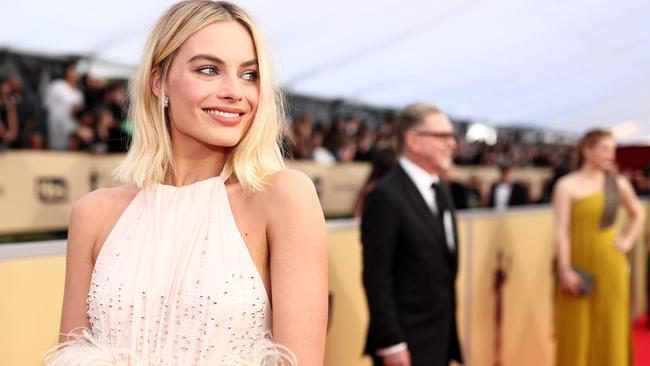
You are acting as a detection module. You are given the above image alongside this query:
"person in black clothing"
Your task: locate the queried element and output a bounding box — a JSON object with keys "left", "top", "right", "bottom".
{"left": 95, "top": 106, "right": 128, "bottom": 153}
{"left": 361, "top": 103, "right": 463, "bottom": 366}
{"left": 0, "top": 78, "right": 18, "bottom": 149}
{"left": 440, "top": 166, "right": 470, "bottom": 210}
{"left": 537, "top": 164, "right": 571, "bottom": 204}
{"left": 488, "top": 164, "right": 530, "bottom": 209}
{"left": 103, "top": 82, "right": 129, "bottom": 123}
{"left": 81, "top": 74, "right": 104, "bottom": 112}
{"left": 354, "top": 147, "right": 397, "bottom": 217}
{"left": 465, "top": 175, "right": 484, "bottom": 208}
{"left": 70, "top": 108, "right": 97, "bottom": 151}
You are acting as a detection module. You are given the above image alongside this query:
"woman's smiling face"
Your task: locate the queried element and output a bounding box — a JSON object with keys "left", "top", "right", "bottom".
{"left": 158, "top": 21, "right": 260, "bottom": 150}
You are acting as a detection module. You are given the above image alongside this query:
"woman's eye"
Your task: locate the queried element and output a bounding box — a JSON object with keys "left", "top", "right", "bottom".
{"left": 197, "top": 66, "right": 218, "bottom": 76}
{"left": 242, "top": 70, "right": 258, "bottom": 81}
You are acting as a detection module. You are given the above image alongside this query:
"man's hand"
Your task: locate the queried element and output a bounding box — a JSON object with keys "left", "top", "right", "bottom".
{"left": 382, "top": 348, "right": 411, "bottom": 366}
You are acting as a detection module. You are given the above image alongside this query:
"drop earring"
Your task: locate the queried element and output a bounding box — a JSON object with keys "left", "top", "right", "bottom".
{"left": 163, "top": 95, "right": 169, "bottom": 108}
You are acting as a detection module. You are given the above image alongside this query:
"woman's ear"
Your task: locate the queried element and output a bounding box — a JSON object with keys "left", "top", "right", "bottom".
{"left": 151, "top": 67, "right": 162, "bottom": 98}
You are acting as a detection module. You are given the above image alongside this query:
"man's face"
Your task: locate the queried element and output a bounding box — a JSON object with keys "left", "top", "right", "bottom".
{"left": 65, "top": 66, "right": 77, "bottom": 85}
{"left": 500, "top": 168, "right": 512, "bottom": 182}
{"left": 406, "top": 112, "right": 457, "bottom": 174}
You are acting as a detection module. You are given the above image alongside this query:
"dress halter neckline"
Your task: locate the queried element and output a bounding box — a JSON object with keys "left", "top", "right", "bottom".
{"left": 157, "top": 168, "right": 231, "bottom": 190}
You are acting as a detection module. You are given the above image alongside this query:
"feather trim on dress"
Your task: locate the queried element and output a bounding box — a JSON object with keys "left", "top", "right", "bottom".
{"left": 43, "top": 329, "right": 133, "bottom": 366}
{"left": 44, "top": 330, "right": 297, "bottom": 366}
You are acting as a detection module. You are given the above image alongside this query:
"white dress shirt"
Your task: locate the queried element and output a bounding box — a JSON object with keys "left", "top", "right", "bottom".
{"left": 494, "top": 182, "right": 513, "bottom": 210}
{"left": 45, "top": 79, "right": 84, "bottom": 150}
{"left": 399, "top": 156, "right": 440, "bottom": 214}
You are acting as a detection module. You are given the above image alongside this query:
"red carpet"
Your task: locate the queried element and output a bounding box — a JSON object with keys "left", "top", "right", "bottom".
{"left": 634, "top": 314, "right": 650, "bottom": 366}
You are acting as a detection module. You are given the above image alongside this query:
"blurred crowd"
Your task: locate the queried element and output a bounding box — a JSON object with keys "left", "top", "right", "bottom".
{"left": 2, "top": 64, "right": 649, "bottom": 208}
{"left": 0, "top": 63, "right": 129, "bottom": 153}
{"left": 283, "top": 112, "right": 575, "bottom": 168}
{"left": 285, "top": 108, "right": 650, "bottom": 210}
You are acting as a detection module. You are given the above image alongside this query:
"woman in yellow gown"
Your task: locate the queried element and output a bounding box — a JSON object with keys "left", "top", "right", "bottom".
{"left": 553, "top": 129, "right": 645, "bottom": 366}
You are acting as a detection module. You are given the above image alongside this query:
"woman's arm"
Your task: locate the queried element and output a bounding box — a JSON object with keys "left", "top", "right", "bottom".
{"left": 614, "top": 176, "right": 646, "bottom": 252}
{"left": 58, "top": 192, "right": 103, "bottom": 342}
{"left": 552, "top": 178, "right": 582, "bottom": 295}
{"left": 266, "top": 169, "right": 328, "bottom": 365}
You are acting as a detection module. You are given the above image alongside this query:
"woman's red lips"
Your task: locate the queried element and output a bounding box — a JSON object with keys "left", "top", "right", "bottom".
{"left": 202, "top": 106, "right": 245, "bottom": 115}
{"left": 202, "top": 107, "right": 245, "bottom": 126}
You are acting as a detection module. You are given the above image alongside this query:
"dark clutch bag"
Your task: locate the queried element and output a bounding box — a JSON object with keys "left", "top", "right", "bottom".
{"left": 573, "top": 267, "right": 595, "bottom": 296}
{"left": 555, "top": 266, "right": 596, "bottom": 296}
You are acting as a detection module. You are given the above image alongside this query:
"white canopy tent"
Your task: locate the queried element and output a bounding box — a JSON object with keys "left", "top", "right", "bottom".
{"left": 2, "top": 0, "right": 649, "bottom": 143}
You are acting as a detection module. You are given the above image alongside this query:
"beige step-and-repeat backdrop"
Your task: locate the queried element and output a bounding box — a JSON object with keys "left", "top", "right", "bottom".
{"left": 1, "top": 151, "right": 647, "bottom": 366}
{"left": 0, "top": 151, "right": 552, "bottom": 234}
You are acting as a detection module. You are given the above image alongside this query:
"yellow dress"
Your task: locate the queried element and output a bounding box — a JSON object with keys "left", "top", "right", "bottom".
{"left": 555, "top": 192, "right": 630, "bottom": 366}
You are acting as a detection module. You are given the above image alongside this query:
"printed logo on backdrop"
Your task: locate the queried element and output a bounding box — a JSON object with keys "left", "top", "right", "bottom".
{"left": 35, "top": 177, "right": 69, "bottom": 204}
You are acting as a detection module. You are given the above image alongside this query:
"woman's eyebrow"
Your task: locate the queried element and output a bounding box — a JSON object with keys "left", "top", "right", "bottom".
{"left": 188, "top": 54, "right": 257, "bottom": 67}
{"left": 188, "top": 54, "right": 224, "bottom": 64}
{"left": 241, "top": 59, "right": 258, "bottom": 67}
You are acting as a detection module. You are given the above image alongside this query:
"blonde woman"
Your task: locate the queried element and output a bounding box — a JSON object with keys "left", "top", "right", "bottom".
{"left": 47, "top": 1, "right": 327, "bottom": 365}
{"left": 553, "top": 129, "right": 645, "bottom": 366}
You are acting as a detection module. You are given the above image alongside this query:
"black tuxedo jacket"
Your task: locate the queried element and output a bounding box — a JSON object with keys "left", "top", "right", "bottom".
{"left": 488, "top": 181, "right": 530, "bottom": 208}
{"left": 361, "top": 165, "right": 462, "bottom": 366}
{"left": 449, "top": 181, "right": 469, "bottom": 210}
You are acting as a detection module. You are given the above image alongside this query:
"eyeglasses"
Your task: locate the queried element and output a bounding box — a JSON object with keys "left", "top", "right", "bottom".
{"left": 413, "top": 130, "right": 457, "bottom": 140}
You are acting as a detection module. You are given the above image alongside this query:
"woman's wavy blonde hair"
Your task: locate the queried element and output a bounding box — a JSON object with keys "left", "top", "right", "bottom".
{"left": 114, "top": 0, "right": 285, "bottom": 192}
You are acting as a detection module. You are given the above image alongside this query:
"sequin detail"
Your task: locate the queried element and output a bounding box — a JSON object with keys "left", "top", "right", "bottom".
{"left": 83, "top": 176, "right": 273, "bottom": 365}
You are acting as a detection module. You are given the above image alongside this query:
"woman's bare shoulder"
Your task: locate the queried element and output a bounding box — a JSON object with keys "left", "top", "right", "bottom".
{"left": 73, "top": 184, "right": 139, "bottom": 215}
{"left": 263, "top": 168, "right": 317, "bottom": 202}
{"left": 615, "top": 174, "right": 632, "bottom": 188}
{"left": 555, "top": 172, "right": 581, "bottom": 192}
{"left": 615, "top": 174, "right": 637, "bottom": 197}
{"left": 235, "top": 169, "right": 320, "bottom": 225}
{"left": 69, "top": 184, "right": 140, "bottom": 249}
{"left": 265, "top": 168, "right": 313, "bottom": 184}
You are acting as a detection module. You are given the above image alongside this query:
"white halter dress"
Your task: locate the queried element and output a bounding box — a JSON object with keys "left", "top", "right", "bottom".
{"left": 46, "top": 173, "right": 294, "bottom": 366}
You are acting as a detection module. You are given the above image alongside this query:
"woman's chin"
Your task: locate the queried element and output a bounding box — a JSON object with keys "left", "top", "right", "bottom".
{"left": 601, "top": 163, "right": 615, "bottom": 172}
{"left": 190, "top": 133, "right": 243, "bottom": 149}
